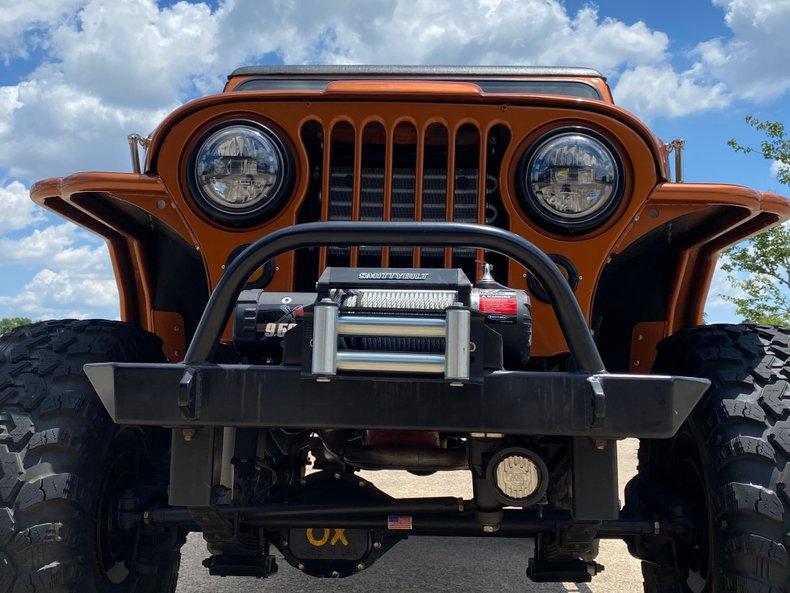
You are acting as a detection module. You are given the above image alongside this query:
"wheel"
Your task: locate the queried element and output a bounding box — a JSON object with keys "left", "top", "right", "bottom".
{"left": 0, "top": 320, "right": 184, "bottom": 593}
{"left": 625, "top": 324, "right": 790, "bottom": 593}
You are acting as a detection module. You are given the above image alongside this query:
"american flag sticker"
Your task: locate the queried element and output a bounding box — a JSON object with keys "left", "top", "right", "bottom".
{"left": 387, "top": 515, "right": 413, "bottom": 530}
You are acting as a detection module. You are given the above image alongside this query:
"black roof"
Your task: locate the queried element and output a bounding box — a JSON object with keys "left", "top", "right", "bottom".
{"left": 230, "top": 65, "right": 605, "bottom": 79}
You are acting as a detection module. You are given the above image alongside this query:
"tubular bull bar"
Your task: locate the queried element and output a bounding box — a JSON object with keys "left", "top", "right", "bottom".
{"left": 84, "top": 222, "right": 709, "bottom": 518}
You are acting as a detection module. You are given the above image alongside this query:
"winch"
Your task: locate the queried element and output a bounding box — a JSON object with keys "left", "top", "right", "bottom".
{"left": 233, "top": 264, "right": 532, "bottom": 373}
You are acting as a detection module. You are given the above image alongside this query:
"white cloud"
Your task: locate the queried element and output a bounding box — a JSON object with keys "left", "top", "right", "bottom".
{"left": 247, "top": 2, "right": 669, "bottom": 71}
{"left": 704, "top": 255, "right": 746, "bottom": 323}
{"left": 0, "top": 216, "right": 118, "bottom": 320}
{"left": 0, "top": 0, "right": 84, "bottom": 62}
{"left": 695, "top": 0, "right": 790, "bottom": 102}
{"left": 614, "top": 64, "right": 731, "bottom": 118}
{"left": 0, "top": 222, "right": 109, "bottom": 275}
{"left": 0, "top": 267, "right": 118, "bottom": 320}
{"left": 0, "top": 86, "right": 22, "bottom": 137}
{"left": 44, "top": 0, "right": 218, "bottom": 109}
{"left": 0, "top": 181, "right": 43, "bottom": 232}
{"left": 614, "top": 0, "right": 790, "bottom": 118}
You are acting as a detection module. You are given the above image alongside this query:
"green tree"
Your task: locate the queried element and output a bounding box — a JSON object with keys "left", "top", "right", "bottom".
{"left": 728, "top": 117, "right": 790, "bottom": 186}
{"left": 721, "top": 117, "right": 790, "bottom": 325}
{"left": 0, "top": 317, "right": 32, "bottom": 335}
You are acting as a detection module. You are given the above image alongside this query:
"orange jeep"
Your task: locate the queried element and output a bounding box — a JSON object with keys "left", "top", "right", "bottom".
{"left": 2, "top": 66, "right": 789, "bottom": 592}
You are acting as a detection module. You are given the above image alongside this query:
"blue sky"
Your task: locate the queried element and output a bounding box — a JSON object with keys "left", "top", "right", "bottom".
{"left": 0, "top": 0, "right": 787, "bottom": 323}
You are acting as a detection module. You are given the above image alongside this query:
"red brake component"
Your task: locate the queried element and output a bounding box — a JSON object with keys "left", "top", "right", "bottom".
{"left": 366, "top": 430, "right": 440, "bottom": 448}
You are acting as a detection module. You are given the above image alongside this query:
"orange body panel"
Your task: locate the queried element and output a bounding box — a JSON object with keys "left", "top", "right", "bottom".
{"left": 152, "top": 310, "right": 186, "bottom": 362}
{"left": 30, "top": 77, "right": 790, "bottom": 366}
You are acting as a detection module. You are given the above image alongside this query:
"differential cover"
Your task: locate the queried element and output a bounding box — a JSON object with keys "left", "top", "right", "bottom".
{"left": 269, "top": 471, "right": 403, "bottom": 577}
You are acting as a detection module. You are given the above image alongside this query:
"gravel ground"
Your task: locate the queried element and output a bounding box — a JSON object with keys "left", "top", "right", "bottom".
{"left": 176, "top": 439, "right": 642, "bottom": 592}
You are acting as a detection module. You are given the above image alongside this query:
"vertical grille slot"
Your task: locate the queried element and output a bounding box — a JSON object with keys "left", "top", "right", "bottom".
{"left": 350, "top": 124, "right": 363, "bottom": 266}
{"left": 390, "top": 122, "right": 417, "bottom": 267}
{"left": 444, "top": 126, "right": 456, "bottom": 268}
{"left": 326, "top": 121, "right": 354, "bottom": 267}
{"left": 420, "top": 122, "right": 449, "bottom": 268}
{"left": 359, "top": 122, "right": 386, "bottom": 266}
{"left": 413, "top": 124, "right": 425, "bottom": 268}
{"left": 295, "top": 120, "right": 323, "bottom": 289}
{"left": 452, "top": 124, "right": 481, "bottom": 281}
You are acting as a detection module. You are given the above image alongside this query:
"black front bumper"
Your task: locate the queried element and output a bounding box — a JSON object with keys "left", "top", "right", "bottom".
{"left": 84, "top": 221, "right": 710, "bottom": 440}
{"left": 85, "top": 363, "right": 708, "bottom": 440}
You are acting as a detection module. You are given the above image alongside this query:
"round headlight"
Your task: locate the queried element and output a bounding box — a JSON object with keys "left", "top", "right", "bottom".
{"left": 189, "top": 122, "right": 292, "bottom": 225}
{"left": 519, "top": 129, "right": 623, "bottom": 233}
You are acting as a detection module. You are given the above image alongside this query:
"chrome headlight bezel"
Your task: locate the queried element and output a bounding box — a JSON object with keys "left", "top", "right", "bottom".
{"left": 187, "top": 119, "right": 294, "bottom": 226}
{"left": 517, "top": 127, "right": 624, "bottom": 234}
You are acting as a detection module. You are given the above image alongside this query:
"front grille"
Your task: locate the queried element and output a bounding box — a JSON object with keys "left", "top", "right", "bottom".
{"left": 295, "top": 116, "right": 512, "bottom": 289}
{"left": 323, "top": 121, "right": 487, "bottom": 280}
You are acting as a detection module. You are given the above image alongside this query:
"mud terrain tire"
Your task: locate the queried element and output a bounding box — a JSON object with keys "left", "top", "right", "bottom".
{"left": 0, "top": 320, "right": 183, "bottom": 593}
{"left": 632, "top": 324, "right": 790, "bottom": 593}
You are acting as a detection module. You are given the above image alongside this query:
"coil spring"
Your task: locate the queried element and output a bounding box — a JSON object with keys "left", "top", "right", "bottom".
{"left": 341, "top": 289, "right": 457, "bottom": 310}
